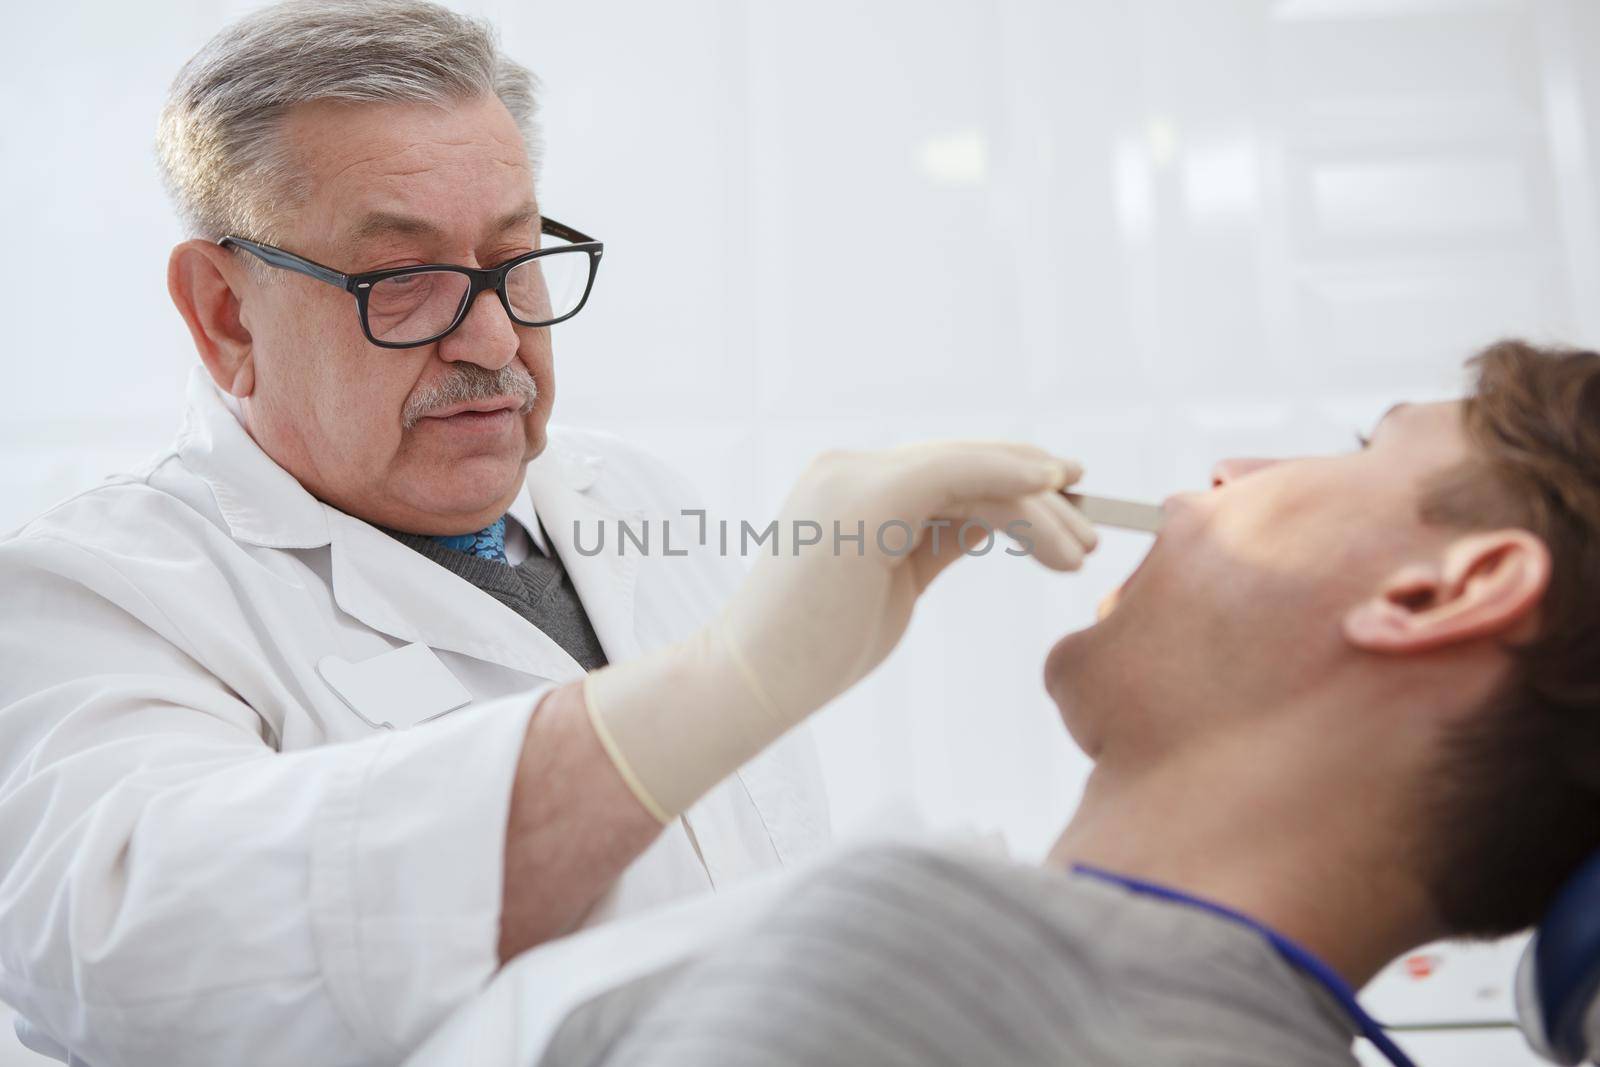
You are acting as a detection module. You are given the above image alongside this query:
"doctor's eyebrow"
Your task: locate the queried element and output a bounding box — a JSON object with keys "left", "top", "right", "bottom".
{"left": 341, "top": 203, "right": 540, "bottom": 257}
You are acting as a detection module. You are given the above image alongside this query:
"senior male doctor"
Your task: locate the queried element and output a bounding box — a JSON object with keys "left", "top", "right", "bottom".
{"left": 0, "top": 3, "right": 1098, "bottom": 1066}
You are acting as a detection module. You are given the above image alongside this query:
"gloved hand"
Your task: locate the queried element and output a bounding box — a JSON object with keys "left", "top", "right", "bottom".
{"left": 583, "top": 441, "right": 1098, "bottom": 822}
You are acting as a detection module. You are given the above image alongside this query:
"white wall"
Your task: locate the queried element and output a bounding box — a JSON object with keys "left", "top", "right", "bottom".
{"left": 4, "top": 1, "right": 1598, "bottom": 1064}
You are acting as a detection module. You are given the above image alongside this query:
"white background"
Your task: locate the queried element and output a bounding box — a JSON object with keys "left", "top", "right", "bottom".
{"left": 5, "top": 1, "right": 1600, "bottom": 1064}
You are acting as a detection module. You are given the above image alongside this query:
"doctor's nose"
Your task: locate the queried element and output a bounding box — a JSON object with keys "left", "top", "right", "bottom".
{"left": 437, "top": 289, "right": 520, "bottom": 372}
{"left": 1210, "top": 457, "right": 1281, "bottom": 489}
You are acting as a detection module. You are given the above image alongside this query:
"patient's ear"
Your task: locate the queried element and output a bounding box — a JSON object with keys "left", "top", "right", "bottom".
{"left": 1343, "top": 530, "right": 1550, "bottom": 654}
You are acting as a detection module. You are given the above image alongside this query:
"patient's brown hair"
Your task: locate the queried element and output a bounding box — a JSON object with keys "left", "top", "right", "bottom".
{"left": 1418, "top": 339, "right": 1600, "bottom": 937}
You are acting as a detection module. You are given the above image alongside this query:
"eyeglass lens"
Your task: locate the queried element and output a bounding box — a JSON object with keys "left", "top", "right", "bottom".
{"left": 364, "top": 247, "right": 592, "bottom": 345}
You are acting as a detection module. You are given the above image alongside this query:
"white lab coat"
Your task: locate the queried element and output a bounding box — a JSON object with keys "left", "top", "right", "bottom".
{"left": 0, "top": 369, "right": 830, "bottom": 1067}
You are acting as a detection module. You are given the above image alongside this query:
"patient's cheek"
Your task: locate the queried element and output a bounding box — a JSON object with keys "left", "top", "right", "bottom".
{"left": 1096, "top": 588, "right": 1121, "bottom": 621}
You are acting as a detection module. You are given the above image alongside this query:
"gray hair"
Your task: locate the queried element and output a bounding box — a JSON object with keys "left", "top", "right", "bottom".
{"left": 156, "top": 0, "right": 540, "bottom": 244}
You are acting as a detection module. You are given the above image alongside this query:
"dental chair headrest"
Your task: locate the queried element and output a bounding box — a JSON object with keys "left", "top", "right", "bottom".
{"left": 1518, "top": 852, "right": 1600, "bottom": 1064}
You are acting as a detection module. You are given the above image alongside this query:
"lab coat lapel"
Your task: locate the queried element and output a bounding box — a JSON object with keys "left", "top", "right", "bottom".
{"left": 326, "top": 510, "right": 587, "bottom": 682}
{"left": 521, "top": 450, "right": 643, "bottom": 666}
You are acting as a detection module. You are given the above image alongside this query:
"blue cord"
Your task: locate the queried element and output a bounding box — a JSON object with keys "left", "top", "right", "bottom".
{"left": 1072, "top": 864, "right": 1418, "bottom": 1067}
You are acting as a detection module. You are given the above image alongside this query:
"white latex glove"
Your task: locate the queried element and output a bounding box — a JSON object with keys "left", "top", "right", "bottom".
{"left": 584, "top": 441, "right": 1097, "bottom": 822}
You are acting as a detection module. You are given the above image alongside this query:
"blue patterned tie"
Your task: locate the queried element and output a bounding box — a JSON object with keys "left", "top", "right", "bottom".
{"left": 430, "top": 516, "right": 508, "bottom": 563}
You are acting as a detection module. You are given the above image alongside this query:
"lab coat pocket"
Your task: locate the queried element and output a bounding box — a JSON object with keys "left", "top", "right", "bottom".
{"left": 316, "top": 642, "right": 472, "bottom": 730}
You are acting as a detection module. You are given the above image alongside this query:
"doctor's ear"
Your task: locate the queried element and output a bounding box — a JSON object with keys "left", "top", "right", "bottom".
{"left": 168, "top": 239, "right": 256, "bottom": 399}
{"left": 1343, "top": 529, "right": 1550, "bottom": 655}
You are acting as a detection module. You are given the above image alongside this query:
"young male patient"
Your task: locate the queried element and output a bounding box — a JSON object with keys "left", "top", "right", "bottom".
{"left": 534, "top": 340, "right": 1600, "bottom": 1067}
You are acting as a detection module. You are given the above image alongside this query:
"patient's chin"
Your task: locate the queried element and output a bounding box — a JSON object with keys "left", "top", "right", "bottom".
{"left": 1045, "top": 617, "right": 1119, "bottom": 756}
{"left": 1044, "top": 630, "right": 1086, "bottom": 708}
{"left": 1044, "top": 658, "right": 1101, "bottom": 758}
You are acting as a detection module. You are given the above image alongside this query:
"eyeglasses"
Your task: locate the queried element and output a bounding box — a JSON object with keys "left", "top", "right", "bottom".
{"left": 218, "top": 216, "right": 603, "bottom": 349}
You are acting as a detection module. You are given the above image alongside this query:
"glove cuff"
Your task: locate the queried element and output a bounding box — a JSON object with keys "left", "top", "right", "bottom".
{"left": 582, "top": 623, "right": 796, "bottom": 822}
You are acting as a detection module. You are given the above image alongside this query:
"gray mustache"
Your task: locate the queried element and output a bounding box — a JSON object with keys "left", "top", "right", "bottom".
{"left": 402, "top": 363, "right": 538, "bottom": 429}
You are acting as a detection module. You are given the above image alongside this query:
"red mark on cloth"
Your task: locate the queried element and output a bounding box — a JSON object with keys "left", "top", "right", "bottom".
{"left": 1403, "top": 954, "right": 1441, "bottom": 980}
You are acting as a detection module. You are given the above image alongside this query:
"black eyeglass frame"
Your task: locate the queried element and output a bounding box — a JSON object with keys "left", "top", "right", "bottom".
{"left": 218, "top": 216, "right": 604, "bottom": 349}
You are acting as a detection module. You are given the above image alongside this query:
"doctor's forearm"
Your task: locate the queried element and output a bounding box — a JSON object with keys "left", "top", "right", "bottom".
{"left": 499, "top": 681, "right": 663, "bottom": 963}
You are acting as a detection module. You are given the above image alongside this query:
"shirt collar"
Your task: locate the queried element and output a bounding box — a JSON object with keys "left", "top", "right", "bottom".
{"left": 177, "top": 368, "right": 330, "bottom": 548}
{"left": 506, "top": 491, "right": 550, "bottom": 557}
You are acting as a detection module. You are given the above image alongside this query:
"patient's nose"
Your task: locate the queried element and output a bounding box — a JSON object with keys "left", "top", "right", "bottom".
{"left": 1210, "top": 457, "right": 1280, "bottom": 489}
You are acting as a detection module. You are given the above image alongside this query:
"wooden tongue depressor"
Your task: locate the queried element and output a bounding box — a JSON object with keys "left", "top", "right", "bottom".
{"left": 1061, "top": 492, "right": 1165, "bottom": 534}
